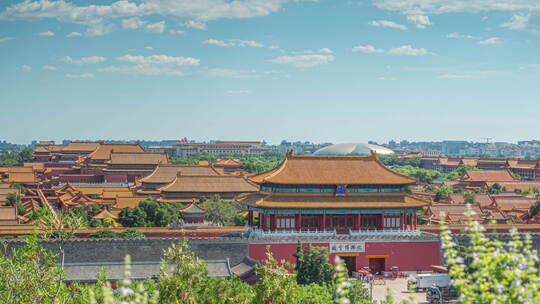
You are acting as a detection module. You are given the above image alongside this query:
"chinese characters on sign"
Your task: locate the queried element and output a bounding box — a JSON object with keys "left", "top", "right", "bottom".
{"left": 329, "top": 242, "right": 365, "bottom": 253}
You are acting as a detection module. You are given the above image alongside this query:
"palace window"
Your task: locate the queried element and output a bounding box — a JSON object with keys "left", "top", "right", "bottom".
{"left": 384, "top": 216, "right": 401, "bottom": 228}
{"left": 277, "top": 216, "right": 295, "bottom": 229}
{"left": 301, "top": 215, "right": 320, "bottom": 230}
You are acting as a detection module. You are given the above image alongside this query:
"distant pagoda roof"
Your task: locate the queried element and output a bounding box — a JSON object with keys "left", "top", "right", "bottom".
{"left": 249, "top": 151, "right": 416, "bottom": 185}
{"left": 107, "top": 152, "right": 169, "bottom": 165}
{"left": 180, "top": 202, "right": 207, "bottom": 214}
{"left": 86, "top": 144, "right": 145, "bottom": 161}
{"left": 139, "top": 164, "right": 219, "bottom": 184}
{"left": 159, "top": 175, "right": 259, "bottom": 193}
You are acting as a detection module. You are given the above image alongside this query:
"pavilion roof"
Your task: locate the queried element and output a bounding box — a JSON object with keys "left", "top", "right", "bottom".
{"left": 249, "top": 152, "right": 416, "bottom": 185}
{"left": 461, "top": 170, "right": 516, "bottom": 182}
{"left": 507, "top": 159, "right": 540, "bottom": 169}
{"left": 86, "top": 144, "right": 145, "bottom": 161}
{"left": 5, "top": 172, "right": 39, "bottom": 183}
{"left": 7, "top": 167, "right": 34, "bottom": 173}
{"left": 107, "top": 152, "right": 169, "bottom": 165}
{"left": 491, "top": 197, "right": 536, "bottom": 211}
{"left": 113, "top": 196, "right": 146, "bottom": 209}
{"left": 139, "top": 164, "right": 219, "bottom": 184}
{"left": 444, "top": 193, "right": 493, "bottom": 207}
{"left": 247, "top": 193, "right": 428, "bottom": 209}
{"left": 180, "top": 202, "right": 207, "bottom": 214}
{"left": 93, "top": 209, "right": 118, "bottom": 219}
{"left": 214, "top": 158, "right": 241, "bottom": 166}
{"left": 159, "top": 175, "right": 259, "bottom": 193}
{"left": 62, "top": 142, "right": 101, "bottom": 152}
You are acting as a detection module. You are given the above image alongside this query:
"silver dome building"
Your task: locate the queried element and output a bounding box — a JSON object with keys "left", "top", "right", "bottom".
{"left": 312, "top": 143, "right": 394, "bottom": 156}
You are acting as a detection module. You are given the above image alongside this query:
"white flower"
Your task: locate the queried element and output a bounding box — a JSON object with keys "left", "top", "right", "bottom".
{"left": 117, "top": 287, "right": 134, "bottom": 297}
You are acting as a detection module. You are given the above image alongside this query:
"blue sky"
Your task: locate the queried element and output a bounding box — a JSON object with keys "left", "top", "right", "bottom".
{"left": 1, "top": 0, "right": 540, "bottom": 145}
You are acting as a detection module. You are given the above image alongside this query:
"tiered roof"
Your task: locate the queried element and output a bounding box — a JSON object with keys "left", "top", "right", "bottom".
{"left": 246, "top": 193, "right": 428, "bottom": 209}
{"left": 180, "top": 202, "right": 207, "bottom": 214}
{"left": 461, "top": 170, "right": 516, "bottom": 182}
{"left": 139, "top": 164, "right": 219, "bottom": 184}
{"left": 249, "top": 152, "right": 416, "bottom": 185}
{"left": 93, "top": 209, "right": 118, "bottom": 220}
{"left": 86, "top": 144, "right": 145, "bottom": 162}
{"left": 486, "top": 181, "right": 540, "bottom": 192}
{"left": 107, "top": 152, "right": 169, "bottom": 165}
{"left": 62, "top": 142, "right": 101, "bottom": 152}
{"left": 159, "top": 175, "right": 259, "bottom": 193}
{"left": 214, "top": 158, "right": 241, "bottom": 166}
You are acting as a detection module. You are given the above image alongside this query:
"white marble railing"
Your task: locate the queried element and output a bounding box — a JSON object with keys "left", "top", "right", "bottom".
{"left": 247, "top": 227, "right": 422, "bottom": 238}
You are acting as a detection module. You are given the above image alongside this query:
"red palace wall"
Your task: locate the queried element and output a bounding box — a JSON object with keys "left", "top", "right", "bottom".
{"left": 249, "top": 240, "right": 440, "bottom": 272}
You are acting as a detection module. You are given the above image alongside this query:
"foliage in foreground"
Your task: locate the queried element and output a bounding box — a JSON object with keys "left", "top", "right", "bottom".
{"left": 442, "top": 205, "right": 540, "bottom": 304}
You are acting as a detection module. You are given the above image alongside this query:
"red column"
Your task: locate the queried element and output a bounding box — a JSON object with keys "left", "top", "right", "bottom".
{"left": 358, "top": 214, "right": 362, "bottom": 230}
{"left": 353, "top": 214, "right": 359, "bottom": 231}
{"left": 413, "top": 213, "right": 417, "bottom": 230}
{"left": 321, "top": 214, "right": 326, "bottom": 231}
{"left": 270, "top": 214, "right": 276, "bottom": 231}
{"left": 379, "top": 214, "right": 384, "bottom": 230}
{"left": 248, "top": 210, "right": 252, "bottom": 226}
{"left": 295, "top": 214, "right": 300, "bottom": 231}
{"left": 400, "top": 213, "right": 404, "bottom": 230}
{"left": 298, "top": 214, "right": 303, "bottom": 231}
{"left": 261, "top": 213, "right": 266, "bottom": 230}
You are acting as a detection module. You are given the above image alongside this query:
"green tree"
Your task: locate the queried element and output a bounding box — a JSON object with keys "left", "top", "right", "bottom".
{"left": 434, "top": 185, "right": 453, "bottom": 202}
{"left": 119, "top": 228, "right": 146, "bottom": 238}
{"left": 89, "top": 230, "right": 120, "bottom": 238}
{"left": 158, "top": 239, "right": 208, "bottom": 304}
{"left": 254, "top": 247, "right": 300, "bottom": 304}
{"left": 442, "top": 206, "right": 540, "bottom": 303}
{"left": 529, "top": 200, "right": 540, "bottom": 218}
{"left": 199, "top": 277, "right": 255, "bottom": 304}
{"left": 119, "top": 207, "right": 148, "bottom": 227}
{"left": 5, "top": 192, "right": 25, "bottom": 216}
{"left": 0, "top": 234, "right": 75, "bottom": 304}
{"left": 201, "top": 195, "right": 242, "bottom": 226}
{"left": 463, "top": 191, "right": 476, "bottom": 205}
{"left": 296, "top": 283, "right": 333, "bottom": 304}
{"left": 294, "top": 242, "right": 334, "bottom": 285}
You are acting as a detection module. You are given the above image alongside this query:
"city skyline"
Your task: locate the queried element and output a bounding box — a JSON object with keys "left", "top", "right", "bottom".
{"left": 1, "top": 0, "right": 540, "bottom": 144}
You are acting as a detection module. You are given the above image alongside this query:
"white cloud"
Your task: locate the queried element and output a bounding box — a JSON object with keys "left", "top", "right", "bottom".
{"left": 60, "top": 56, "right": 107, "bottom": 64}
{"left": 318, "top": 48, "right": 333, "bottom": 54}
{"left": 203, "top": 39, "right": 263, "bottom": 47}
{"left": 368, "top": 20, "right": 407, "bottom": 30}
{"left": 85, "top": 23, "right": 114, "bottom": 36}
{"left": 208, "top": 68, "right": 259, "bottom": 78}
{"left": 185, "top": 20, "right": 207, "bottom": 30}
{"left": 388, "top": 45, "right": 429, "bottom": 55}
{"left": 203, "top": 39, "right": 235, "bottom": 47}
{"left": 478, "top": 37, "right": 501, "bottom": 45}
{"left": 373, "top": 0, "right": 540, "bottom": 14}
{"left": 351, "top": 45, "right": 385, "bottom": 53}
{"left": 145, "top": 21, "right": 165, "bottom": 33}
{"left": 270, "top": 54, "right": 335, "bottom": 68}
{"left": 0, "top": 0, "right": 292, "bottom": 35}
{"left": 117, "top": 54, "right": 200, "bottom": 66}
{"left": 65, "top": 73, "right": 94, "bottom": 78}
{"left": 122, "top": 17, "right": 146, "bottom": 29}
{"left": 481, "top": 16, "right": 489, "bottom": 21}
{"left": 98, "top": 65, "right": 187, "bottom": 76}
{"left": 0, "top": 37, "right": 15, "bottom": 43}
{"left": 169, "top": 29, "right": 185, "bottom": 35}
{"left": 269, "top": 45, "right": 281, "bottom": 49}
{"left": 38, "top": 31, "right": 54, "bottom": 36}
{"left": 502, "top": 12, "right": 540, "bottom": 35}
{"left": 407, "top": 15, "right": 431, "bottom": 29}
{"left": 446, "top": 32, "right": 474, "bottom": 39}
{"left": 439, "top": 70, "right": 504, "bottom": 79}
{"left": 227, "top": 90, "right": 251, "bottom": 94}
{"left": 42, "top": 65, "right": 58, "bottom": 70}
{"left": 144, "top": 46, "right": 153, "bottom": 50}
{"left": 231, "top": 39, "right": 263, "bottom": 47}
{"left": 21, "top": 65, "right": 32, "bottom": 71}
{"left": 66, "top": 32, "right": 82, "bottom": 38}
